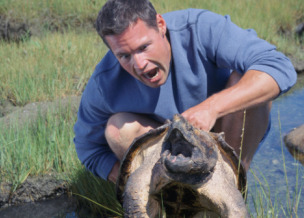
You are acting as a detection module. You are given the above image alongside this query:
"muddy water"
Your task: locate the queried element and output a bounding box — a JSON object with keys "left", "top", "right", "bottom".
{"left": 0, "top": 195, "right": 76, "bottom": 218}
{"left": 247, "top": 77, "right": 304, "bottom": 216}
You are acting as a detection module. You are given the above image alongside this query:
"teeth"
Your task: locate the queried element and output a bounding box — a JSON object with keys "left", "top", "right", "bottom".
{"left": 177, "top": 153, "right": 185, "bottom": 158}
{"left": 144, "top": 69, "right": 158, "bottom": 79}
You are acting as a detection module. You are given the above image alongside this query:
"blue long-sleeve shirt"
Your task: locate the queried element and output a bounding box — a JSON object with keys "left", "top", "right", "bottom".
{"left": 74, "top": 9, "right": 297, "bottom": 180}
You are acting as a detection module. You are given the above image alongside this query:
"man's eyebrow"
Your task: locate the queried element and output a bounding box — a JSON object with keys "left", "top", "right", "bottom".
{"left": 115, "top": 40, "right": 152, "bottom": 57}
{"left": 116, "top": 51, "right": 129, "bottom": 57}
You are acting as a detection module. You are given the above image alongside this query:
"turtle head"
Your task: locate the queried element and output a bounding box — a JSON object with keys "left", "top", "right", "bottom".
{"left": 161, "top": 114, "right": 218, "bottom": 185}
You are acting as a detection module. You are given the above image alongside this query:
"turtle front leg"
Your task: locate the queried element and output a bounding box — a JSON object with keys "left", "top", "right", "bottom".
{"left": 123, "top": 161, "right": 171, "bottom": 218}
{"left": 147, "top": 161, "right": 171, "bottom": 217}
{"left": 122, "top": 166, "right": 151, "bottom": 217}
{"left": 196, "top": 160, "right": 249, "bottom": 218}
{"left": 123, "top": 160, "right": 167, "bottom": 218}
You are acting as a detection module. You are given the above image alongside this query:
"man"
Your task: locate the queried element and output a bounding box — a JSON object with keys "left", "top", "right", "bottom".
{"left": 74, "top": 0, "right": 297, "bottom": 183}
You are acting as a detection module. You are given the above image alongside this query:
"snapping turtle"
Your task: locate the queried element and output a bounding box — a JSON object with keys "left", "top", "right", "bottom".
{"left": 116, "top": 114, "right": 248, "bottom": 217}
{"left": 284, "top": 124, "right": 304, "bottom": 165}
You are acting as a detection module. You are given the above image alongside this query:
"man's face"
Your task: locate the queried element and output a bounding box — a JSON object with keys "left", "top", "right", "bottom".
{"left": 105, "top": 15, "right": 171, "bottom": 88}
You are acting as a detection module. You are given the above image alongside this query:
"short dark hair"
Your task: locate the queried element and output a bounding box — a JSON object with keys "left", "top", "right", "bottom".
{"left": 96, "top": 0, "right": 158, "bottom": 45}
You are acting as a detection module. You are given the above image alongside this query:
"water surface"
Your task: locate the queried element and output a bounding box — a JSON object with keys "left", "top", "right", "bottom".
{"left": 247, "top": 76, "right": 304, "bottom": 216}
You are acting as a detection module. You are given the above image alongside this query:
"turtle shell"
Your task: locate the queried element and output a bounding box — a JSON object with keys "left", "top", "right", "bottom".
{"left": 116, "top": 114, "right": 247, "bottom": 217}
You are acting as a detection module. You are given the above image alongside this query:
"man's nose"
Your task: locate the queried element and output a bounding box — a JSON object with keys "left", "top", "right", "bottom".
{"left": 133, "top": 54, "right": 147, "bottom": 71}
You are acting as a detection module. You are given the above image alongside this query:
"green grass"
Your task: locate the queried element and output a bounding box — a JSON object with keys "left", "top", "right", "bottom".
{"left": 0, "top": 103, "right": 79, "bottom": 183}
{"left": 0, "top": 31, "right": 105, "bottom": 105}
{"left": 1, "top": 0, "right": 303, "bottom": 106}
{"left": 0, "top": 0, "right": 303, "bottom": 217}
{"left": 245, "top": 108, "right": 303, "bottom": 217}
{"left": 0, "top": 0, "right": 104, "bottom": 33}
{"left": 247, "top": 164, "right": 303, "bottom": 217}
{"left": 0, "top": 101, "right": 122, "bottom": 217}
{"left": 69, "top": 168, "right": 123, "bottom": 217}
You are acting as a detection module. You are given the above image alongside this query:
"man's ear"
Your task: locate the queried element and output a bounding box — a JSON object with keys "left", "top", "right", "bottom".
{"left": 156, "top": 14, "right": 167, "bottom": 36}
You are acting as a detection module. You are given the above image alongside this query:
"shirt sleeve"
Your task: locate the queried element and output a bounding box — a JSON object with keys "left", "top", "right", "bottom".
{"left": 196, "top": 10, "right": 297, "bottom": 95}
{"left": 73, "top": 72, "right": 118, "bottom": 180}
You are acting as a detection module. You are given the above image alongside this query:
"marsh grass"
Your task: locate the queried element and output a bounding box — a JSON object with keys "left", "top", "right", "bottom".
{"left": 247, "top": 164, "right": 303, "bottom": 217}
{"left": 0, "top": 0, "right": 104, "bottom": 34}
{"left": 0, "top": 0, "right": 303, "bottom": 217}
{"left": 69, "top": 168, "right": 123, "bottom": 217}
{"left": 247, "top": 168, "right": 279, "bottom": 216}
{"left": 245, "top": 108, "right": 304, "bottom": 217}
{"left": 0, "top": 31, "right": 105, "bottom": 106}
{"left": 0, "top": 102, "right": 79, "bottom": 185}
{"left": 1, "top": 0, "right": 303, "bottom": 106}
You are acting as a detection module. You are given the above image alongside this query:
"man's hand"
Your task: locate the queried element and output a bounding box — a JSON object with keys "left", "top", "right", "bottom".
{"left": 182, "top": 70, "right": 280, "bottom": 132}
{"left": 107, "top": 161, "right": 120, "bottom": 184}
{"left": 182, "top": 100, "right": 218, "bottom": 131}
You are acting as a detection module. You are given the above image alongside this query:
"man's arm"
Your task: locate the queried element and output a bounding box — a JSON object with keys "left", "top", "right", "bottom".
{"left": 182, "top": 11, "right": 296, "bottom": 130}
{"left": 182, "top": 70, "right": 280, "bottom": 131}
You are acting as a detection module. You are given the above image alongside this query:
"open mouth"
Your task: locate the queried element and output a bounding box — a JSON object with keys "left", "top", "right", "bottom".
{"left": 160, "top": 127, "right": 218, "bottom": 184}
{"left": 162, "top": 129, "right": 211, "bottom": 174}
{"left": 143, "top": 68, "right": 159, "bottom": 80}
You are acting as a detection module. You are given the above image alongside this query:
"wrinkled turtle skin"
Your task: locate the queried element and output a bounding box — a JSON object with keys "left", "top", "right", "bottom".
{"left": 116, "top": 114, "right": 248, "bottom": 217}
{"left": 284, "top": 124, "right": 304, "bottom": 165}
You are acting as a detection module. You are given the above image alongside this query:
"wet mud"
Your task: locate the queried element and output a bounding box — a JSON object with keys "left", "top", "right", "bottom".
{"left": 0, "top": 174, "right": 68, "bottom": 208}
{"left": 0, "top": 96, "right": 81, "bottom": 216}
{"left": 0, "top": 15, "right": 31, "bottom": 42}
{"left": 0, "top": 195, "right": 77, "bottom": 218}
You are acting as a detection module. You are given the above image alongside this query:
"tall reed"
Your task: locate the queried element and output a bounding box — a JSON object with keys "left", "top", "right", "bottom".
{"left": 1, "top": 0, "right": 303, "bottom": 106}
{"left": 0, "top": 101, "right": 79, "bottom": 185}
{"left": 0, "top": 31, "right": 105, "bottom": 105}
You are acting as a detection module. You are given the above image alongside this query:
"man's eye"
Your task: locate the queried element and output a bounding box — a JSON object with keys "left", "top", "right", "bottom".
{"left": 139, "top": 45, "right": 148, "bottom": 51}
{"left": 119, "top": 54, "right": 130, "bottom": 60}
